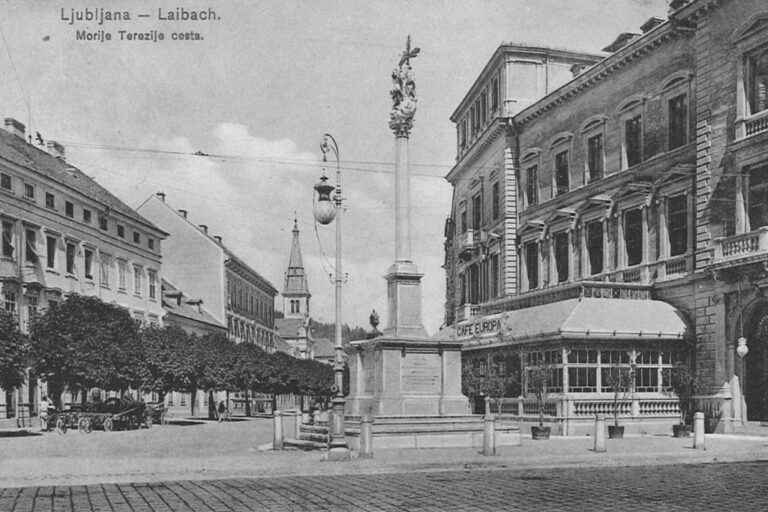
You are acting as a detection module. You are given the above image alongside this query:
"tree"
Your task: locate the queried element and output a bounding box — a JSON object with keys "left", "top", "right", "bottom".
{"left": 526, "top": 365, "right": 552, "bottom": 428}
{"left": 139, "top": 325, "right": 196, "bottom": 404}
{"left": 29, "top": 294, "right": 141, "bottom": 406}
{"left": 605, "top": 363, "right": 635, "bottom": 428}
{"left": 0, "top": 310, "right": 27, "bottom": 392}
{"left": 197, "top": 332, "right": 237, "bottom": 418}
{"left": 670, "top": 361, "right": 702, "bottom": 425}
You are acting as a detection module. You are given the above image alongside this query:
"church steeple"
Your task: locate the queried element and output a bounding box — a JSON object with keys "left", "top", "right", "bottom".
{"left": 283, "top": 217, "right": 310, "bottom": 318}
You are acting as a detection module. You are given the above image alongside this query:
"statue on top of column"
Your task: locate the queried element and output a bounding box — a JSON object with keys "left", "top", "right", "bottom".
{"left": 389, "top": 35, "right": 420, "bottom": 135}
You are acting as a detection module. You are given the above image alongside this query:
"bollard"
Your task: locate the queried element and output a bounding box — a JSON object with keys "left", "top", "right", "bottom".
{"left": 482, "top": 413, "right": 496, "bottom": 456}
{"left": 293, "top": 411, "right": 302, "bottom": 441}
{"left": 693, "top": 411, "right": 706, "bottom": 450}
{"left": 273, "top": 411, "right": 283, "bottom": 450}
{"left": 313, "top": 409, "right": 320, "bottom": 426}
{"left": 594, "top": 414, "right": 606, "bottom": 453}
{"left": 484, "top": 395, "right": 491, "bottom": 417}
{"left": 359, "top": 415, "right": 374, "bottom": 459}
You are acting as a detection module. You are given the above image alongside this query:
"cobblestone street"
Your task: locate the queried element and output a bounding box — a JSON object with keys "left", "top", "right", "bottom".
{"left": 2, "top": 461, "right": 767, "bottom": 511}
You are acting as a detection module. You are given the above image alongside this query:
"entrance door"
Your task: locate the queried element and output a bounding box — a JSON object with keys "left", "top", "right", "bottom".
{"left": 745, "top": 308, "right": 768, "bottom": 421}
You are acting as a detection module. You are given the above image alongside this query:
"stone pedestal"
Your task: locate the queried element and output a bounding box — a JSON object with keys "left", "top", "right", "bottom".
{"left": 346, "top": 336, "right": 469, "bottom": 417}
{"left": 383, "top": 261, "right": 428, "bottom": 338}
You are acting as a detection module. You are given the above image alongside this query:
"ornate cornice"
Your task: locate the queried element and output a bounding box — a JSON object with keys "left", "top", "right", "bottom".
{"left": 445, "top": 122, "right": 507, "bottom": 184}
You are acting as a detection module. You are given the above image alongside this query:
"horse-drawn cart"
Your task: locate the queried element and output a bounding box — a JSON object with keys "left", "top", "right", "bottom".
{"left": 48, "top": 396, "right": 154, "bottom": 434}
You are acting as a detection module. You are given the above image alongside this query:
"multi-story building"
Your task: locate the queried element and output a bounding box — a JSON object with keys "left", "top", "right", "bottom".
{"left": 444, "top": 0, "right": 768, "bottom": 433}
{"left": 137, "top": 193, "right": 278, "bottom": 352}
{"left": 161, "top": 278, "right": 227, "bottom": 337}
{"left": 275, "top": 219, "right": 313, "bottom": 358}
{"left": 0, "top": 119, "right": 166, "bottom": 424}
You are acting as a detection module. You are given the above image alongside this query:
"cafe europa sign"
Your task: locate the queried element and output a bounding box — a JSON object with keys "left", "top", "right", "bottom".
{"left": 456, "top": 316, "right": 502, "bottom": 337}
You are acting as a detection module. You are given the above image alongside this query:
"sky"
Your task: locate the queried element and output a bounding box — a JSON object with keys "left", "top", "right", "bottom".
{"left": 0, "top": 0, "right": 670, "bottom": 334}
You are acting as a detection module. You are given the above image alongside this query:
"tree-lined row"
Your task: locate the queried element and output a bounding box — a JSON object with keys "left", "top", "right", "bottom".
{"left": 0, "top": 295, "right": 334, "bottom": 415}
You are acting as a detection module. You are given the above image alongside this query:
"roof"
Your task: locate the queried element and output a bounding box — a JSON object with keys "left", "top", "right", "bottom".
{"left": 460, "top": 298, "right": 692, "bottom": 347}
{"left": 0, "top": 127, "right": 164, "bottom": 235}
{"left": 161, "top": 279, "right": 226, "bottom": 329}
{"left": 275, "top": 317, "right": 308, "bottom": 338}
{"left": 312, "top": 338, "right": 335, "bottom": 359}
{"left": 273, "top": 334, "right": 294, "bottom": 355}
{"left": 283, "top": 218, "right": 309, "bottom": 296}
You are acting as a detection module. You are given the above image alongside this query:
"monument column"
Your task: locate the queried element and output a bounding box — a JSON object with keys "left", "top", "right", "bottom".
{"left": 385, "top": 35, "right": 427, "bottom": 338}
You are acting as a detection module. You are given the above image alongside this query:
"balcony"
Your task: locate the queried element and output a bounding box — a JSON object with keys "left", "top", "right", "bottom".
{"left": 457, "top": 229, "right": 477, "bottom": 260}
{"left": 713, "top": 227, "right": 768, "bottom": 268}
{"left": 741, "top": 109, "right": 768, "bottom": 139}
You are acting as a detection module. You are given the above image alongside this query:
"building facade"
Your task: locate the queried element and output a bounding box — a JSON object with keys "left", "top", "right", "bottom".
{"left": 275, "top": 219, "right": 313, "bottom": 358}
{"left": 444, "top": 0, "right": 768, "bottom": 433}
{"left": 0, "top": 119, "right": 166, "bottom": 424}
{"left": 137, "top": 193, "right": 278, "bottom": 352}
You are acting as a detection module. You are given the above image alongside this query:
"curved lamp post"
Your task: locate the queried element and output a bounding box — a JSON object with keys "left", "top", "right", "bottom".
{"left": 313, "top": 133, "right": 349, "bottom": 461}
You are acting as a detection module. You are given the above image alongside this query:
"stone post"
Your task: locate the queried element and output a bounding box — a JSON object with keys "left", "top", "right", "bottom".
{"left": 359, "top": 415, "right": 374, "bottom": 459}
{"left": 294, "top": 411, "right": 303, "bottom": 441}
{"left": 273, "top": 411, "right": 283, "bottom": 450}
{"left": 594, "top": 414, "right": 606, "bottom": 453}
{"left": 482, "top": 414, "right": 496, "bottom": 456}
{"left": 693, "top": 411, "right": 706, "bottom": 450}
{"left": 484, "top": 396, "right": 491, "bottom": 416}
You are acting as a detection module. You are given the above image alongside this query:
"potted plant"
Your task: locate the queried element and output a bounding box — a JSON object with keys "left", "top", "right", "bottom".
{"left": 605, "top": 363, "right": 635, "bottom": 439}
{"left": 527, "top": 364, "right": 551, "bottom": 440}
{"left": 670, "top": 361, "right": 701, "bottom": 437}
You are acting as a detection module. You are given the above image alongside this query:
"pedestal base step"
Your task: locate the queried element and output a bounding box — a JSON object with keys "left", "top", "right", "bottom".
{"left": 283, "top": 439, "right": 327, "bottom": 451}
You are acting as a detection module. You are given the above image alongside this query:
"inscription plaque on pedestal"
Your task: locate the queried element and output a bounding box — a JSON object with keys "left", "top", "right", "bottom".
{"left": 402, "top": 353, "right": 440, "bottom": 393}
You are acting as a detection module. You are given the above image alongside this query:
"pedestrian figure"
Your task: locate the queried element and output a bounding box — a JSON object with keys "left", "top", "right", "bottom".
{"left": 39, "top": 395, "right": 51, "bottom": 431}
{"left": 217, "top": 399, "right": 228, "bottom": 422}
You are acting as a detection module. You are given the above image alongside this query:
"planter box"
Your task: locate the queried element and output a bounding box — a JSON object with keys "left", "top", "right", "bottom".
{"left": 608, "top": 425, "right": 624, "bottom": 439}
{"left": 672, "top": 424, "right": 692, "bottom": 437}
{"left": 531, "top": 425, "right": 551, "bottom": 440}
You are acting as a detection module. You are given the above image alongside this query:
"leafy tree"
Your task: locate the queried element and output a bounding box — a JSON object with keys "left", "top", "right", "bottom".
{"left": 605, "top": 363, "right": 635, "bottom": 428}
{"left": 29, "top": 294, "right": 141, "bottom": 406}
{"left": 670, "top": 361, "right": 702, "bottom": 425}
{"left": 0, "top": 310, "right": 27, "bottom": 392}
{"left": 139, "top": 325, "right": 197, "bottom": 403}
{"left": 526, "top": 365, "right": 552, "bottom": 428}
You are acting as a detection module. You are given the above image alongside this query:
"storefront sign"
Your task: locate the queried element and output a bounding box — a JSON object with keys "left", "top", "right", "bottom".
{"left": 456, "top": 317, "right": 501, "bottom": 337}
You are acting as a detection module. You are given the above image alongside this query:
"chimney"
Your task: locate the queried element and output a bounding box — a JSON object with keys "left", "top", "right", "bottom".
{"left": 640, "top": 17, "right": 664, "bottom": 34}
{"left": 178, "top": 209, "right": 187, "bottom": 218}
{"left": 214, "top": 235, "right": 222, "bottom": 244}
{"left": 199, "top": 224, "right": 208, "bottom": 234}
{"left": 601, "top": 32, "right": 641, "bottom": 53}
{"left": 46, "top": 140, "right": 65, "bottom": 160}
{"left": 156, "top": 191, "right": 166, "bottom": 202}
{"left": 4, "top": 118, "right": 25, "bottom": 139}
{"left": 570, "top": 63, "right": 586, "bottom": 78}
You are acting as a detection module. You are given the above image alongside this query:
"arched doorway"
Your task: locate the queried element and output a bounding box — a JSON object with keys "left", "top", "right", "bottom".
{"left": 744, "top": 301, "right": 768, "bottom": 421}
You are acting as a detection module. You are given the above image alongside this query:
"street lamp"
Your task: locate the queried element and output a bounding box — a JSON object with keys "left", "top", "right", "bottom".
{"left": 313, "top": 133, "right": 349, "bottom": 461}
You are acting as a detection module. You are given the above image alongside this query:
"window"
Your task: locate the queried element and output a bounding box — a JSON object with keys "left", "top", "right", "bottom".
{"left": 459, "top": 119, "right": 467, "bottom": 149}
{"left": 25, "top": 229, "right": 37, "bottom": 264}
{"left": 480, "top": 90, "right": 487, "bottom": 126}
{"left": 553, "top": 231, "right": 569, "bottom": 283}
{"left": 668, "top": 194, "right": 688, "bottom": 256}
{"left": 65, "top": 201, "right": 74, "bottom": 218}
{"left": 148, "top": 270, "right": 157, "bottom": 299}
{"left": 2, "top": 221, "right": 14, "bottom": 258}
{"left": 468, "top": 263, "right": 479, "bottom": 304}
{"left": 525, "top": 241, "right": 539, "bottom": 290}
{"left": 118, "top": 260, "right": 127, "bottom": 289}
{"left": 46, "top": 236, "right": 56, "bottom": 269}
{"left": 133, "top": 265, "right": 142, "bottom": 295}
{"left": 474, "top": 99, "right": 481, "bottom": 133}
{"left": 84, "top": 249, "right": 93, "bottom": 279}
{"left": 470, "top": 106, "right": 476, "bottom": 135}
{"left": 117, "top": 225, "right": 125, "bottom": 238}
{"left": 749, "top": 165, "right": 768, "bottom": 228}
{"left": 148, "top": 238, "right": 155, "bottom": 250}
{"left": 132, "top": 232, "right": 139, "bottom": 244}
{"left": 668, "top": 93, "right": 688, "bottom": 150}
{"left": 1, "top": 173, "right": 10, "bottom": 191}
{"left": 24, "top": 183, "right": 34, "bottom": 199}
{"left": 472, "top": 194, "right": 482, "bottom": 231}
{"left": 458, "top": 272, "right": 466, "bottom": 305}
{"left": 586, "top": 220, "right": 604, "bottom": 276}
{"left": 491, "top": 77, "right": 499, "bottom": 112}
{"left": 526, "top": 166, "right": 538, "bottom": 206}
{"left": 460, "top": 208, "right": 467, "bottom": 233}
{"left": 492, "top": 182, "right": 500, "bottom": 220}
{"left": 635, "top": 350, "right": 660, "bottom": 392}
{"left": 526, "top": 350, "right": 563, "bottom": 393}
{"left": 555, "top": 150, "right": 569, "bottom": 196}
{"left": 624, "top": 208, "right": 643, "bottom": 266}
{"left": 587, "top": 134, "right": 604, "bottom": 181}
{"left": 489, "top": 253, "right": 499, "bottom": 298}
{"left": 83, "top": 209, "right": 92, "bottom": 224}
{"left": 746, "top": 46, "right": 768, "bottom": 115}
{"left": 625, "top": 115, "right": 642, "bottom": 167}
{"left": 567, "top": 349, "right": 598, "bottom": 393}
{"left": 99, "top": 217, "right": 108, "bottom": 231}
{"left": 45, "top": 192, "right": 55, "bottom": 209}
{"left": 65, "top": 242, "right": 76, "bottom": 274}
{"left": 4, "top": 290, "right": 16, "bottom": 314}
{"left": 26, "top": 295, "right": 38, "bottom": 320}
{"left": 100, "top": 254, "right": 110, "bottom": 286}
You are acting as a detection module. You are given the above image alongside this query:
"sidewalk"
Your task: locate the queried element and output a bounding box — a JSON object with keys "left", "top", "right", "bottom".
{"left": 1, "top": 419, "right": 767, "bottom": 489}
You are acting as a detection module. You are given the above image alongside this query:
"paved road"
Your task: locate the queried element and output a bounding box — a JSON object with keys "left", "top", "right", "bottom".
{"left": 2, "top": 461, "right": 767, "bottom": 511}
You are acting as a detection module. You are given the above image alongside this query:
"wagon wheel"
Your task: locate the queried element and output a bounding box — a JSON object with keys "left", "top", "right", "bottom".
{"left": 160, "top": 411, "right": 169, "bottom": 426}
{"left": 77, "top": 417, "right": 92, "bottom": 434}
{"left": 103, "top": 417, "right": 114, "bottom": 432}
{"left": 55, "top": 416, "right": 67, "bottom": 435}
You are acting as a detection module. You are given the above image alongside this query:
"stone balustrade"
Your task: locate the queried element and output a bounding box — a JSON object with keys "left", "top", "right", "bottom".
{"left": 713, "top": 227, "right": 768, "bottom": 265}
